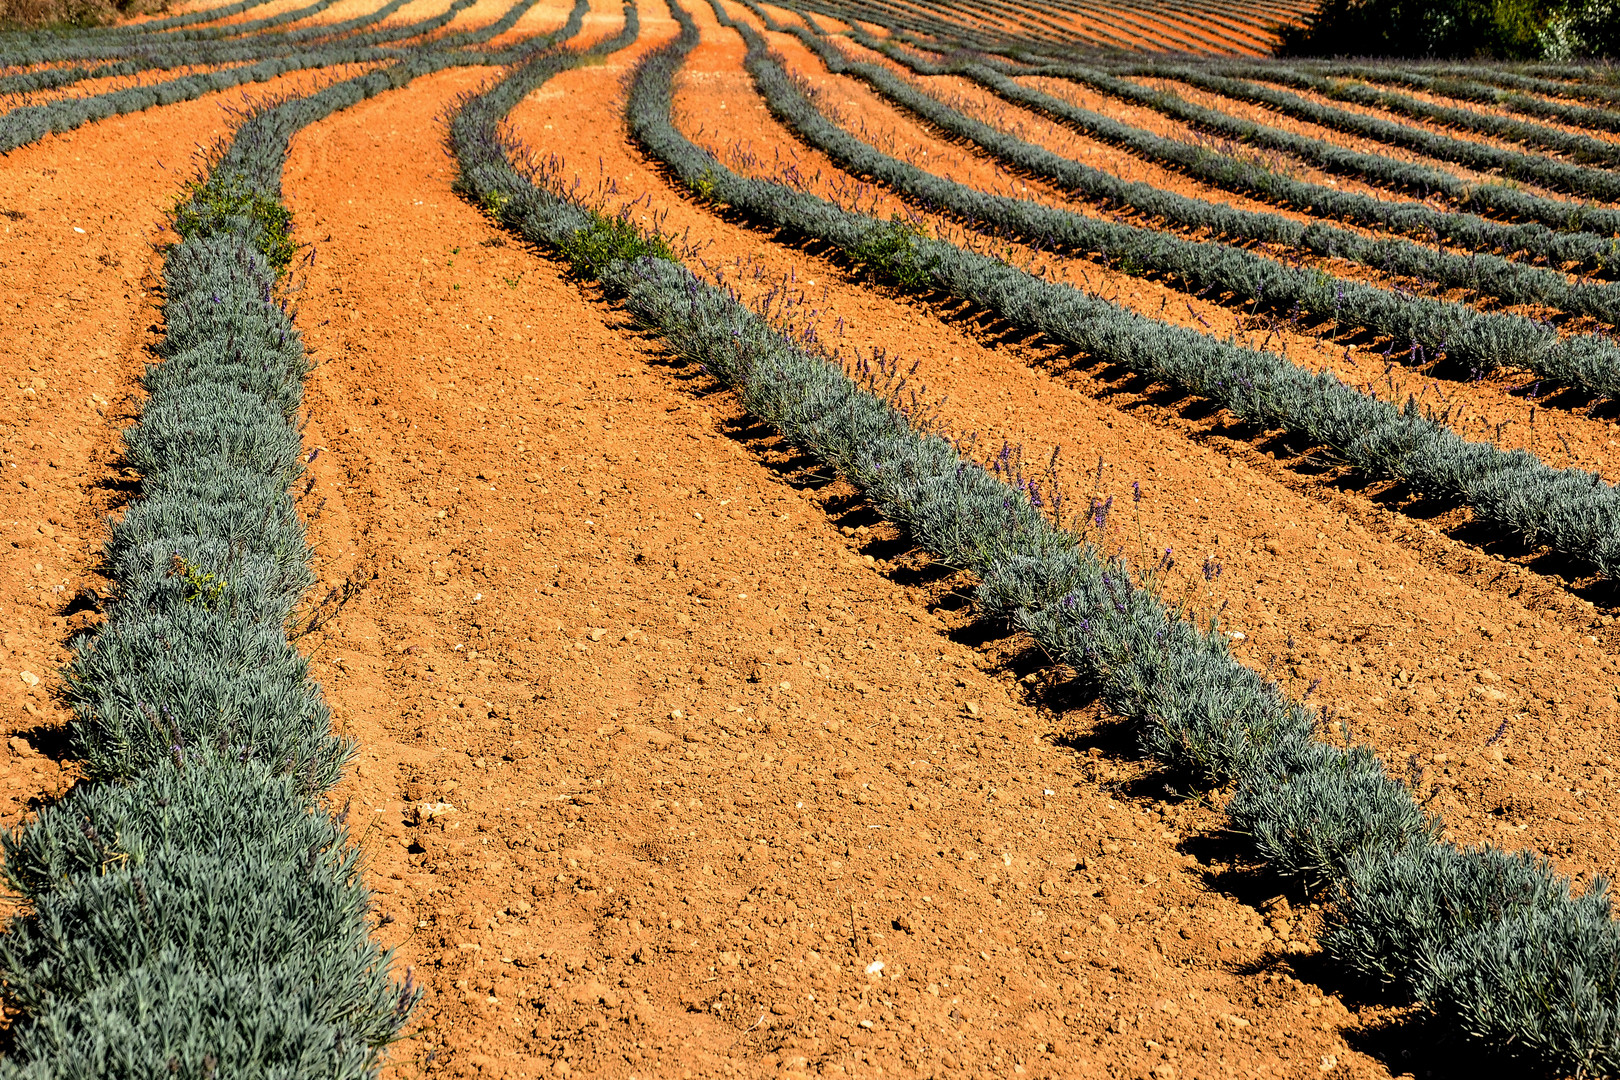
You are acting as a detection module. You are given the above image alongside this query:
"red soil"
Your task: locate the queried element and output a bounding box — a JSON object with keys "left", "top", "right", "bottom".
{"left": 0, "top": 59, "right": 397, "bottom": 844}
{"left": 702, "top": 8, "right": 1620, "bottom": 487}
{"left": 286, "top": 36, "right": 1389, "bottom": 1080}
{"left": 8, "top": 2, "right": 1620, "bottom": 1079}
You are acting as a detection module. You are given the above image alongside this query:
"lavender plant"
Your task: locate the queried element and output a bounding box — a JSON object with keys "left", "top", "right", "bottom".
{"left": 644, "top": 1, "right": 1620, "bottom": 582}
{"left": 0, "top": 5, "right": 598, "bottom": 1073}
{"left": 443, "top": 4, "right": 1620, "bottom": 1070}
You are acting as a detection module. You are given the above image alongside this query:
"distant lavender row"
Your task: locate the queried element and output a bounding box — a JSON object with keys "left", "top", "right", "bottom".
{"left": 0, "top": 0, "right": 277, "bottom": 52}
{"left": 1098, "top": 61, "right": 1620, "bottom": 204}
{"left": 0, "top": 0, "right": 465, "bottom": 154}
{"left": 680, "top": 4, "right": 1620, "bottom": 579}
{"left": 841, "top": 29, "right": 1620, "bottom": 281}
{"left": 753, "top": 29, "right": 1620, "bottom": 392}
{"left": 1289, "top": 61, "right": 1620, "bottom": 136}
{"left": 1197, "top": 60, "right": 1620, "bottom": 167}
{"left": 0, "top": 0, "right": 396, "bottom": 94}
{"left": 0, "top": 0, "right": 327, "bottom": 64}
{"left": 768, "top": 18, "right": 1620, "bottom": 371}
{"left": 0, "top": 0, "right": 572, "bottom": 154}
{"left": 875, "top": 24, "right": 1620, "bottom": 241}
{"left": 449, "top": 5, "right": 1620, "bottom": 1071}
{"left": 1316, "top": 60, "right": 1620, "bottom": 111}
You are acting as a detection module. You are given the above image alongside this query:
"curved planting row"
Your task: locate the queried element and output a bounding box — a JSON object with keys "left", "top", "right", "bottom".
{"left": 0, "top": 7, "right": 595, "bottom": 1074}
{"left": 886, "top": 33, "right": 1620, "bottom": 241}
{"left": 760, "top": 0, "right": 1089, "bottom": 54}
{"left": 1361, "top": 61, "right": 1620, "bottom": 110}
{"left": 0, "top": 0, "right": 466, "bottom": 153}
{"left": 1025, "top": 0, "right": 1219, "bottom": 54}
{"left": 1204, "top": 61, "right": 1620, "bottom": 169}
{"left": 849, "top": 31, "right": 1620, "bottom": 280}
{"left": 0, "top": 0, "right": 578, "bottom": 154}
{"left": 449, "top": 5, "right": 1620, "bottom": 1070}
{"left": 771, "top": 20, "right": 1620, "bottom": 364}
{"left": 771, "top": 0, "right": 1303, "bottom": 56}
{"left": 1057, "top": 0, "right": 1295, "bottom": 55}
{"left": 1123, "top": 63, "right": 1620, "bottom": 205}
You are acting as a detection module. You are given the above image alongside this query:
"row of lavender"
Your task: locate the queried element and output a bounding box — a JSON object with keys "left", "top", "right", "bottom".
{"left": 0, "top": 3, "right": 588, "bottom": 1074}
{"left": 445, "top": 1, "right": 1620, "bottom": 1069}
{"left": 0, "top": 0, "right": 556, "bottom": 152}
{"left": 700, "top": 2, "right": 1620, "bottom": 586}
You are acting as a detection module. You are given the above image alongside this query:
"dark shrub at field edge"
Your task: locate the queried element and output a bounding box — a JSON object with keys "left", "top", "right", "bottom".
{"left": 0, "top": 0, "right": 163, "bottom": 30}
{"left": 1278, "top": 0, "right": 1618, "bottom": 59}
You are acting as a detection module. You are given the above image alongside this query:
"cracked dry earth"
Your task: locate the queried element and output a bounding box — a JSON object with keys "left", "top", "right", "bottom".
{"left": 6, "top": 2, "right": 1620, "bottom": 1080}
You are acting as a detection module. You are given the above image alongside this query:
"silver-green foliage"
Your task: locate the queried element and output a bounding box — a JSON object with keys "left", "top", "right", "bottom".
{"left": 0, "top": 755, "right": 412, "bottom": 1079}
{"left": 850, "top": 30, "right": 1620, "bottom": 285}
{"left": 650, "top": 3, "right": 1620, "bottom": 581}
{"left": 445, "top": 2, "right": 1620, "bottom": 1068}
{"left": 787, "top": 24, "right": 1620, "bottom": 373}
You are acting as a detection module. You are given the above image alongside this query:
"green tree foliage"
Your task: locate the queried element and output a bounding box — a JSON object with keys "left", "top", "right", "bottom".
{"left": 1540, "top": 0, "right": 1620, "bottom": 59}
{"left": 1278, "top": 0, "right": 1616, "bottom": 59}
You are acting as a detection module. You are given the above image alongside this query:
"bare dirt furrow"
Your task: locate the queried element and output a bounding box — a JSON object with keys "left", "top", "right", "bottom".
{"left": 707, "top": 8, "right": 1620, "bottom": 502}
{"left": 274, "top": 22, "right": 1421, "bottom": 1080}
{"left": 526, "top": 0, "right": 1620, "bottom": 912}
{"left": 1131, "top": 74, "right": 1597, "bottom": 209}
